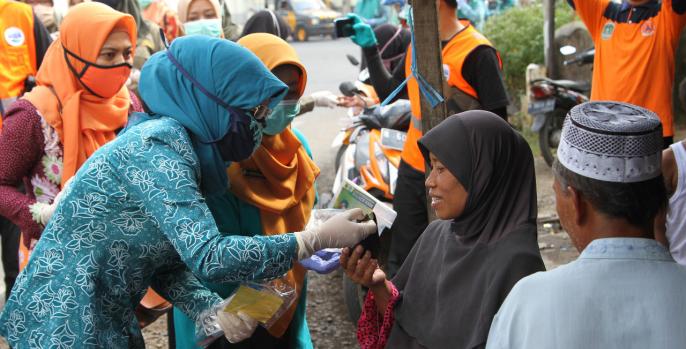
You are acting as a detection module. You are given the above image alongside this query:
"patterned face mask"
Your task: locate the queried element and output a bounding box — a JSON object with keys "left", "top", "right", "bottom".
{"left": 214, "top": 108, "right": 264, "bottom": 162}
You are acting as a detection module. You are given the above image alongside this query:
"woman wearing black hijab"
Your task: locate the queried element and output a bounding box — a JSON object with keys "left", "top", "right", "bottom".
{"left": 240, "top": 9, "right": 291, "bottom": 41}
{"left": 342, "top": 111, "right": 546, "bottom": 349}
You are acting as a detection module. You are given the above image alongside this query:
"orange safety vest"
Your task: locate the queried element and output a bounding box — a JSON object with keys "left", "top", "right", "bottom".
{"left": 0, "top": 0, "right": 37, "bottom": 117}
{"left": 402, "top": 21, "right": 498, "bottom": 172}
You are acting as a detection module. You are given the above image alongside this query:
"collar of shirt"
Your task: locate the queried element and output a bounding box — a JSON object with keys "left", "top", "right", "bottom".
{"left": 620, "top": 0, "right": 660, "bottom": 12}
{"left": 580, "top": 237, "right": 673, "bottom": 261}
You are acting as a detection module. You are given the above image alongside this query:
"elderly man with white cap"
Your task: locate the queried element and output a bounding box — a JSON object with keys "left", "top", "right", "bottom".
{"left": 485, "top": 101, "right": 686, "bottom": 349}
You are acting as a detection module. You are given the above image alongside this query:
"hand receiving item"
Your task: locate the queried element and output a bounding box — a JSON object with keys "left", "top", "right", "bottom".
{"left": 348, "top": 13, "right": 378, "bottom": 48}
{"left": 310, "top": 91, "right": 339, "bottom": 108}
{"left": 216, "top": 310, "right": 258, "bottom": 344}
{"left": 340, "top": 245, "right": 387, "bottom": 289}
{"left": 294, "top": 208, "right": 377, "bottom": 260}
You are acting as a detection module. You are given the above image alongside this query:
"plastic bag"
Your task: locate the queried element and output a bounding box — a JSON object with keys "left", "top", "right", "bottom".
{"left": 194, "top": 277, "right": 297, "bottom": 347}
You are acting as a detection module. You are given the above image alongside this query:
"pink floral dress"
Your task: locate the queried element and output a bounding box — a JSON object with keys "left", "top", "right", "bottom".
{"left": 0, "top": 96, "right": 141, "bottom": 256}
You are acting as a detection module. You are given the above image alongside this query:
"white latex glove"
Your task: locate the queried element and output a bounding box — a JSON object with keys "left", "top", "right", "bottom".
{"left": 310, "top": 91, "right": 339, "bottom": 108}
{"left": 216, "top": 311, "right": 258, "bottom": 344}
{"left": 30, "top": 177, "right": 74, "bottom": 226}
{"left": 294, "top": 208, "right": 377, "bottom": 260}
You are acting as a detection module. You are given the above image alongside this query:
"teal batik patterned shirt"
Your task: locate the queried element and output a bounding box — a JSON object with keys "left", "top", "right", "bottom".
{"left": 0, "top": 117, "right": 298, "bottom": 348}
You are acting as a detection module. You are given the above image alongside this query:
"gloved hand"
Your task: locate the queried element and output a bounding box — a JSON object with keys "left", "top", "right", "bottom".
{"left": 216, "top": 310, "right": 258, "bottom": 344}
{"left": 294, "top": 208, "right": 377, "bottom": 260}
{"left": 29, "top": 177, "right": 73, "bottom": 226}
{"left": 348, "top": 13, "right": 377, "bottom": 48}
{"left": 310, "top": 91, "right": 339, "bottom": 108}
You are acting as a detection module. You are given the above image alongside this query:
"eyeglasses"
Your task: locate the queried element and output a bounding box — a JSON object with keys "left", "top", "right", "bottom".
{"left": 249, "top": 104, "right": 271, "bottom": 121}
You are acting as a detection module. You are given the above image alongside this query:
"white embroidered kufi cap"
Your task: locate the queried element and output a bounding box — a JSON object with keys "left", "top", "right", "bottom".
{"left": 557, "top": 101, "right": 663, "bottom": 183}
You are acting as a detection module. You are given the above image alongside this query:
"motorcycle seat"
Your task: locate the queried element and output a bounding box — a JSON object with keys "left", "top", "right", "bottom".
{"left": 542, "top": 78, "right": 591, "bottom": 93}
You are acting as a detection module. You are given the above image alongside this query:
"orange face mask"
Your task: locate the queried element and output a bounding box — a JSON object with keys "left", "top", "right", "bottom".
{"left": 63, "top": 45, "right": 132, "bottom": 98}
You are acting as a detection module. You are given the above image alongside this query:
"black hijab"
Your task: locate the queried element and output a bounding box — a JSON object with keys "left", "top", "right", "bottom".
{"left": 388, "top": 111, "right": 545, "bottom": 349}
{"left": 240, "top": 10, "right": 291, "bottom": 41}
{"left": 360, "top": 23, "right": 410, "bottom": 72}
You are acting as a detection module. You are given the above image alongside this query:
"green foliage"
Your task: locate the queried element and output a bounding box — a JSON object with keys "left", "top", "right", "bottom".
{"left": 483, "top": 2, "right": 576, "bottom": 97}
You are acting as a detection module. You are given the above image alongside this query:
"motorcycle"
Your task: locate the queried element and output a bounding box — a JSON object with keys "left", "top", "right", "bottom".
{"left": 331, "top": 82, "right": 410, "bottom": 201}
{"left": 529, "top": 45, "right": 594, "bottom": 166}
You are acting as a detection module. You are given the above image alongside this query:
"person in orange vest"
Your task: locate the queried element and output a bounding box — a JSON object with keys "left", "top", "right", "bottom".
{"left": 0, "top": 0, "right": 51, "bottom": 118}
{"left": 346, "top": 0, "right": 509, "bottom": 275}
{"left": 567, "top": 0, "right": 686, "bottom": 148}
{"left": 0, "top": 0, "right": 51, "bottom": 301}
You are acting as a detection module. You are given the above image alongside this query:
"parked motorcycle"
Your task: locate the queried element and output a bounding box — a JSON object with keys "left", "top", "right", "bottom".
{"left": 331, "top": 82, "right": 409, "bottom": 202}
{"left": 529, "top": 46, "right": 594, "bottom": 166}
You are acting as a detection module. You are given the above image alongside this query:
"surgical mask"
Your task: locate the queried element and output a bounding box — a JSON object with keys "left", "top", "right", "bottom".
{"left": 184, "top": 18, "right": 223, "bottom": 38}
{"left": 138, "top": 0, "right": 153, "bottom": 10}
{"left": 138, "top": 0, "right": 154, "bottom": 9}
{"left": 263, "top": 100, "right": 300, "bottom": 136}
{"left": 63, "top": 45, "right": 132, "bottom": 98}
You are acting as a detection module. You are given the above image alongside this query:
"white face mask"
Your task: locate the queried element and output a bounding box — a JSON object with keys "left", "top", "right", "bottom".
{"left": 183, "top": 18, "right": 223, "bottom": 38}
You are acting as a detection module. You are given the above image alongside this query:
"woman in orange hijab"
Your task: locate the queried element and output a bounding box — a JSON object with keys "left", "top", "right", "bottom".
{"left": 173, "top": 33, "right": 319, "bottom": 349}
{"left": 0, "top": 2, "right": 140, "bottom": 270}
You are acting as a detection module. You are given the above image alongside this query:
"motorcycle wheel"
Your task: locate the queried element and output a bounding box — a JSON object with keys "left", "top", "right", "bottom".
{"left": 343, "top": 274, "right": 367, "bottom": 323}
{"left": 539, "top": 110, "right": 565, "bottom": 167}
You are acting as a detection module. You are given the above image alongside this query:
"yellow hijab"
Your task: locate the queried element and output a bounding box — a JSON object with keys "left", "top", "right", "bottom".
{"left": 231, "top": 33, "right": 319, "bottom": 338}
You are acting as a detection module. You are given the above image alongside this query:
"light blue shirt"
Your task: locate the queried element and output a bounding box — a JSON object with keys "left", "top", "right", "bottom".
{"left": 486, "top": 238, "right": 686, "bottom": 349}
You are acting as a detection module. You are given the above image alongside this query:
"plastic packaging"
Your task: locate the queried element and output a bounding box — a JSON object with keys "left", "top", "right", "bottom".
{"left": 194, "top": 278, "right": 297, "bottom": 347}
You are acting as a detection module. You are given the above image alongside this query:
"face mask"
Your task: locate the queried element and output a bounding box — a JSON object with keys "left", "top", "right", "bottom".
{"left": 216, "top": 109, "right": 263, "bottom": 162}
{"left": 138, "top": 0, "right": 153, "bottom": 9}
{"left": 164, "top": 50, "right": 262, "bottom": 162}
{"left": 63, "top": 45, "right": 132, "bottom": 98}
{"left": 263, "top": 100, "right": 300, "bottom": 136}
{"left": 184, "top": 18, "right": 223, "bottom": 38}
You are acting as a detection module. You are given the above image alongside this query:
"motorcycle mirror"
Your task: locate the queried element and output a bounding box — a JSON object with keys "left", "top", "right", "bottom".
{"left": 560, "top": 45, "right": 577, "bottom": 56}
{"left": 340, "top": 81, "right": 362, "bottom": 97}
{"left": 346, "top": 54, "right": 360, "bottom": 66}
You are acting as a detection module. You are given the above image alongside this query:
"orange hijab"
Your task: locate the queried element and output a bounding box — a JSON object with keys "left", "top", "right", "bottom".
{"left": 231, "top": 33, "right": 319, "bottom": 338}
{"left": 23, "top": 2, "right": 136, "bottom": 186}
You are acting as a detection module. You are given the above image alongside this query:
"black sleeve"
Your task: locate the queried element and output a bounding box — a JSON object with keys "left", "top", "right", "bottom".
{"left": 32, "top": 12, "right": 52, "bottom": 69}
{"left": 362, "top": 46, "right": 408, "bottom": 102}
{"left": 462, "top": 46, "right": 509, "bottom": 112}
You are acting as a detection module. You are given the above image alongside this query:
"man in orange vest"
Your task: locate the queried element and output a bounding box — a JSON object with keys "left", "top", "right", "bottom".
{"left": 0, "top": 0, "right": 50, "bottom": 299}
{"left": 568, "top": 0, "right": 686, "bottom": 148}
{"left": 0, "top": 0, "right": 51, "bottom": 119}
{"left": 347, "top": 0, "right": 509, "bottom": 275}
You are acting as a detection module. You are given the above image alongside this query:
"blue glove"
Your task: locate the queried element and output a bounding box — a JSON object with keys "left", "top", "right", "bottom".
{"left": 347, "top": 13, "right": 378, "bottom": 48}
{"left": 299, "top": 249, "right": 341, "bottom": 274}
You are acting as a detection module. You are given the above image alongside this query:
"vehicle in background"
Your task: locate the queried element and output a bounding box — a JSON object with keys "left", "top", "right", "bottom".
{"left": 529, "top": 45, "right": 594, "bottom": 166}
{"left": 274, "top": 0, "right": 340, "bottom": 41}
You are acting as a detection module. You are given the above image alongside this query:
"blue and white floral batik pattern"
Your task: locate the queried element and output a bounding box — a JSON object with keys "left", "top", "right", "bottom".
{"left": 0, "top": 117, "right": 298, "bottom": 348}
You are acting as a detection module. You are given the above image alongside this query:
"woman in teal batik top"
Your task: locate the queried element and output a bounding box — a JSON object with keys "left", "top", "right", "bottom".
{"left": 0, "top": 36, "right": 375, "bottom": 348}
